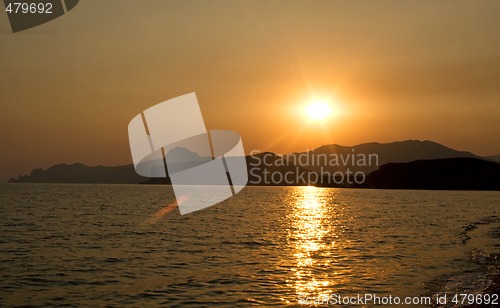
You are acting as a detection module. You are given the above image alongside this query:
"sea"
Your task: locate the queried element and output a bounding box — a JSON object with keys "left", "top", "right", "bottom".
{"left": 0, "top": 184, "right": 498, "bottom": 307}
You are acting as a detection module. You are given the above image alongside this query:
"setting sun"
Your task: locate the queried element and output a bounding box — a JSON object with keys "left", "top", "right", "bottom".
{"left": 306, "top": 100, "right": 332, "bottom": 121}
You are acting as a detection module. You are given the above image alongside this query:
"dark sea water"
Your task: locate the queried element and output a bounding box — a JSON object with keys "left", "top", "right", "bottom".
{"left": 0, "top": 184, "right": 498, "bottom": 307}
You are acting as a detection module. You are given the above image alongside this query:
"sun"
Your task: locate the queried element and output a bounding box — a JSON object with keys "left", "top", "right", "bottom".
{"left": 306, "top": 100, "right": 332, "bottom": 121}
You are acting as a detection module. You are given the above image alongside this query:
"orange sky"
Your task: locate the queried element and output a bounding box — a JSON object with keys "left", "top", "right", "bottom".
{"left": 1, "top": 0, "right": 500, "bottom": 182}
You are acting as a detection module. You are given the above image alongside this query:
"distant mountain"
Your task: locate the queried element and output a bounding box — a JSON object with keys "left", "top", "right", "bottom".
{"left": 6, "top": 140, "right": 496, "bottom": 187}
{"left": 164, "top": 147, "right": 212, "bottom": 174}
{"left": 486, "top": 154, "right": 500, "bottom": 164}
{"left": 362, "top": 158, "right": 500, "bottom": 190}
{"left": 287, "top": 140, "right": 478, "bottom": 175}
{"left": 7, "top": 163, "right": 148, "bottom": 184}
{"left": 165, "top": 147, "right": 211, "bottom": 163}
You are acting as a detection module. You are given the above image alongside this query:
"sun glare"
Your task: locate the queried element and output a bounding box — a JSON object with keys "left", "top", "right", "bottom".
{"left": 306, "top": 100, "right": 332, "bottom": 121}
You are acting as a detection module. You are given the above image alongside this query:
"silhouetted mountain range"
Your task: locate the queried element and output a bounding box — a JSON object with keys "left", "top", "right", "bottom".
{"left": 164, "top": 147, "right": 212, "bottom": 174}
{"left": 9, "top": 163, "right": 147, "bottom": 184}
{"left": 7, "top": 140, "right": 500, "bottom": 190}
{"left": 287, "top": 140, "right": 479, "bottom": 175}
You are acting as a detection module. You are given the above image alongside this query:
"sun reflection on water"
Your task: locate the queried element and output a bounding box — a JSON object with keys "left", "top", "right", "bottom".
{"left": 286, "top": 186, "right": 343, "bottom": 301}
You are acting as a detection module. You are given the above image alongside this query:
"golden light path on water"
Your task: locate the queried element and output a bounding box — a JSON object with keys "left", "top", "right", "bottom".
{"left": 286, "top": 186, "right": 348, "bottom": 303}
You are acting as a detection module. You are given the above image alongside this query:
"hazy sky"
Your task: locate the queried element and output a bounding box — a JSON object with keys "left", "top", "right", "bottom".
{"left": 1, "top": 0, "right": 500, "bottom": 181}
